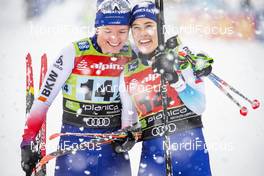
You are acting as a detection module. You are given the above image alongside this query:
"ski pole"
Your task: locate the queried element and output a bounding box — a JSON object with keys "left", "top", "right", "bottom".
{"left": 180, "top": 47, "right": 260, "bottom": 115}
{"left": 208, "top": 74, "right": 248, "bottom": 116}
{"left": 155, "top": 0, "right": 173, "bottom": 175}
{"left": 209, "top": 73, "right": 260, "bottom": 110}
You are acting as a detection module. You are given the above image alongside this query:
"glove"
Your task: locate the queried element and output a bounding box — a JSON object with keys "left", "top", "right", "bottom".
{"left": 152, "top": 51, "right": 179, "bottom": 84}
{"left": 112, "top": 131, "right": 136, "bottom": 153}
{"left": 112, "top": 125, "right": 141, "bottom": 153}
{"left": 21, "top": 145, "right": 41, "bottom": 175}
{"left": 192, "top": 53, "right": 214, "bottom": 77}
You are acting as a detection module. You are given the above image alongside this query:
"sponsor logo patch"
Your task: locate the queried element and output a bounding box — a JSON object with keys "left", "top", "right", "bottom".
{"left": 77, "top": 41, "right": 90, "bottom": 51}
{"left": 53, "top": 55, "right": 63, "bottom": 70}
{"left": 128, "top": 60, "right": 139, "bottom": 72}
{"left": 90, "top": 62, "right": 123, "bottom": 71}
{"left": 120, "top": 44, "right": 129, "bottom": 53}
{"left": 41, "top": 70, "right": 58, "bottom": 98}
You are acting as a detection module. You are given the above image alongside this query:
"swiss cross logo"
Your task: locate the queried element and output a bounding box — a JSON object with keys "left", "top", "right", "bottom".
{"left": 56, "top": 55, "right": 63, "bottom": 66}
{"left": 77, "top": 60, "right": 88, "bottom": 70}
{"left": 53, "top": 55, "right": 63, "bottom": 70}
{"left": 77, "top": 41, "right": 90, "bottom": 51}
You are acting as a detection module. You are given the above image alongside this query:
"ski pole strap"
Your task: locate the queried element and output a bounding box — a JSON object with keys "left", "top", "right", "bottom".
{"left": 139, "top": 106, "right": 203, "bottom": 140}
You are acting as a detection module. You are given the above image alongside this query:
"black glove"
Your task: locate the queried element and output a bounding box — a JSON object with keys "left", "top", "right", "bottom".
{"left": 112, "top": 131, "right": 136, "bottom": 153}
{"left": 21, "top": 145, "right": 41, "bottom": 175}
{"left": 192, "top": 53, "right": 214, "bottom": 77}
{"left": 152, "top": 51, "right": 179, "bottom": 84}
{"left": 194, "top": 65, "right": 212, "bottom": 77}
{"left": 112, "top": 125, "right": 141, "bottom": 153}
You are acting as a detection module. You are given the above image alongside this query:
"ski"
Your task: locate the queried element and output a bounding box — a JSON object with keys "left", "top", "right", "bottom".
{"left": 35, "top": 54, "right": 48, "bottom": 175}
{"left": 26, "top": 53, "right": 35, "bottom": 176}
{"left": 49, "top": 132, "right": 126, "bottom": 140}
{"left": 49, "top": 131, "right": 142, "bottom": 140}
{"left": 34, "top": 123, "right": 141, "bottom": 174}
{"left": 50, "top": 122, "right": 142, "bottom": 140}
{"left": 26, "top": 53, "right": 48, "bottom": 176}
{"left": 26, "top": 53, "right": 34, "bottom": 115}
{"left": 38, "top": 54, "right": 48, "bottom": 157}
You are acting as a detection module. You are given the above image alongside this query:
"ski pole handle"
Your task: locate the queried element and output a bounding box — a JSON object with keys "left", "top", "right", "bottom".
{"left": 178, "top": 48, "right": 204, "bottom": 83}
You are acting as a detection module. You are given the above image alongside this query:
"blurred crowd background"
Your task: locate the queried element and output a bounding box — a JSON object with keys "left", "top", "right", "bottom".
{"left": 23, "top": 0, "right": 264, "bottom": 41}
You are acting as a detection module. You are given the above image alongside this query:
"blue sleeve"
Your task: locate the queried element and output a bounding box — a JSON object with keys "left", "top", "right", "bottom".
{"left": 171, "top": 67, "right": 206, "bottom": 115}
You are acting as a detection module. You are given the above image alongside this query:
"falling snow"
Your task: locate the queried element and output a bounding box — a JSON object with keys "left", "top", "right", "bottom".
{"left": 76, "top": 108, "right": 82, "bottom": 115}
{"left": 153, "top": 155, "right": 165, "bottom": 164}
{"left": 96, "top": 70, "right": 102, "bottom": 75}
{"left": 84, "top": 170, "right": 91, "bottom": 175}
{"left": 1, "top": 0, "right": 264, "bottom": 176}
{"left": 140, "top": 163, "right": 147, "bottom": 169}
{"left": 110, "top": 56, "right": 118, "bottom": 62}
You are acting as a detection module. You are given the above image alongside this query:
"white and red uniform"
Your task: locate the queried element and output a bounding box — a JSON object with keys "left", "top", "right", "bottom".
{"left": 21, "top": 36, "right": 136, "bottom": 176}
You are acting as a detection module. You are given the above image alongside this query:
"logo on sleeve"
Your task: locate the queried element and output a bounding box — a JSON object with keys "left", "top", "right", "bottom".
{"left": 41, "top": 70, "right": 58, "bottom": 98}
{"left": 77, "top": 41, "right": 90, "bottom": 51}
{"left": 53, "top": 55, "right": 63, "bottom": 70}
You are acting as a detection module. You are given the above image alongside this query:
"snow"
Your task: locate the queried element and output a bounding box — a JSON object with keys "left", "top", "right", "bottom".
{"left": 0, "top": 0, "right": 264, "bottom": 176}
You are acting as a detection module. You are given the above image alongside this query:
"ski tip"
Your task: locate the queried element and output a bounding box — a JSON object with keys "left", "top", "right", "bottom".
{"left": 49, "top": 133, "right": 60, "bottom": 140}
{"left": 41, "top": 53, "right": 47, "bottom": 59}
{"left": 178, "top": 51, "right": 186, "bottom": 57}
{"left": 252, "top": 99, "right": 260, "bottom": 110}
{"left": 38, "top": 155, "right": 54, "bottom": 168}
{"left": 26, "top": 53, "right": 32, "bottom": 63}
{"left": 240, "top": 106, "right": 248, "bottom": 116}
{"left": 195, "top": 79, "right": 203, "bottom": 84}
